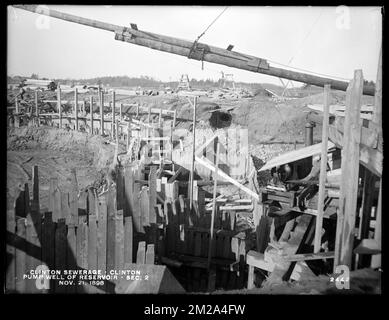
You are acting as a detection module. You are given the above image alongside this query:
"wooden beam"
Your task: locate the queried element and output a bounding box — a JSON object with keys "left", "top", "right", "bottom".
{"left": 100, "top": 89, "right": 104, "bottom": 136}
{"left": 338, "top": 70, "right": 363, "bottom": 268}
{"left": 74, "top": 88, "right": 78, "bottom": 131}
{"left": 195, "top": 156, "right": 259, "bottom": 201}
{"left": 371, "top": 179, "right": 381, "bottom": 268}
{"left": 90, "top": 96, "right": 94, "bottom": 134}
{"left": 189, "top": 96, "right": 197, "bottom": 210}
{"left": 373, "top": 46, "right": 382, "bottom": 128}
{"left": 314, "top": 84, "right": 330, "bottom": 253}
{"left": 207, "top": 139, "right": 220, "bottom": 291}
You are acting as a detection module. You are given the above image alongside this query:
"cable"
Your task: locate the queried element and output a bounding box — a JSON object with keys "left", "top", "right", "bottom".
{"left": 287, "top": 10, "right": 324, "bottom": 66}
{"left": 267, "top": 59, "right": 350, "bottom": 81}
{"left": 195, "top": 6, "right": 229, "bottom": 42}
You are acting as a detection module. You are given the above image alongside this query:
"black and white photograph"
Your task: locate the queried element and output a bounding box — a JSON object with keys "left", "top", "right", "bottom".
{"left": 5, "top": 5, "right": 382, "bottom": 296}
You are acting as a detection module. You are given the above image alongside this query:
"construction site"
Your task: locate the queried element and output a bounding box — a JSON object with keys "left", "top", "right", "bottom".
{"left": 6, "top": 5, "right": 382, "bottom": 294}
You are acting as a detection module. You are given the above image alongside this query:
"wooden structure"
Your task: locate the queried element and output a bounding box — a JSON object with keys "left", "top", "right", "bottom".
{"left": 246, "top": 56, "right": 382, "bottom": 289}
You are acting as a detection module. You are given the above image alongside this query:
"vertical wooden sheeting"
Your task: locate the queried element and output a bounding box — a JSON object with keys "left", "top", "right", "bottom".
{"left": 115, "top": 209, "right": 124, "bottom": 271}
{"left": 54, "top": 218, "right": 67, "bottom": 293}
{"left": 57, "top": 84, "right": 62, "bottom": 128}
{"left": 33, "top": 90, "right": 38, "bottom": 118}
{"left": 42, "top": 212, "right": 55, "bottom": 291}
{"left": 97, "top": 197, "right": 107, "bottom": 291}
{"left": 100, "top": 89, "right": 104, "bottom": 136}
{"left": 337, "top": 70, "right": 363, "bottom": 268}
{"left": 74, "top": 88, "right": 78, "bottom": 131}
{"left": 189, "top": 96, "right": 197, "bottom": 210}
{"left": 373, "top": 46, "right": 382, "bottom": 128}
{"left": 136, "top": 241, "right": 146, "bottom": 264}
{"left": 15, "top": 97, "right": 19, "bottom": 114}
{"left": 76, "top": 217, "right": 88, "bottom": 292}
{"left": 371, "top": 180, "right": 381, "bottom": 268}
{"left": 145, "top": 244, "right": 155, "bottom": 265}
{"left": 6, "top": 209, "right": 16, "bottom": 292}
{"left": 149, "top": 166, "right": 157, "bottom": 224}
{"left": 88, "top": 215, "right": 98, "bottom": 273}
{"left": 207, "top": 138, "right": 220, "bottom": 292}
{"left": 124, "top": 216, "right": 133, "bottom": 265}
{"left": 112, "top": 90, "right": 116, "bottom": 138}
{"left": 106, "top": 190, "right": 116, "bottom": 275}
{"left": 90, "top": 96, "right": 94, "bottom": 134}
{"left": 371, "top": 47, "right": 382, "bottom": 269}
{"left": 66, "top": 224, "right": 77, "bottom": 293}
{"left": 314, "top": 84, "right": 331, "bottom": 253}
{"left": 173, "top": 109, "right": 177, "bottom": 128}
{"left": 15, "top": 217, "right": 26, "bottom": 293}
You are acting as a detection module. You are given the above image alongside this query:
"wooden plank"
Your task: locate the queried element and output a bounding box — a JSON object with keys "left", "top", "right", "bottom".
{"left": 189, "top": 96, "right": 197, "bottom": 210}
{"left": 97, "top": 197, "right": 107, "bottom": 286}
{"left": 74, "top": 88, "right": 78, "bottom": 131}
{"left": 140, "top": 186, "right": 150, "bottom": 227}
{"left": 136, "top": 241, "right": 146, "bottom": 264}
{"left": 106, "top": 191, "right": 116, "bottom": 273}
{"left": 371, "top": 180, "right": 382, "bottom": 268}
{"left": 54, "top": 218, "right": 67, "bottom": 293}
{"left": 42, "top": 212, "right": 55, "bottom": 286}
{"left": 66, "top": 224, "right": 77, "bottom": 293}
{"left": 132, "top": 182, "right": 143, "bottom": 233}
{"left": 124, "top": 216, "right": 133, "bottom": 265}
{"left": 15, "top": 217, "right": 27, "bottom": 293}
{"left": 282, "top": 251, "right": 334, "bottom": 262}
{"left": 100, "top": 90, "right": 104, "bottom": 135}
{"left": 90, "top": 96, "right": 94, "bottom": 134}
{"left": 145, "top": 244, "right": 155, "bottom": 265}
{"left": 124, "top": 166, "right": 134, "bottom": 217}
{"left": 373, "top": 47, "right": 382, "bottom": 127}
{"left": 76, "top": 218, "right": 88, "bottom": 269}
{"left": 88, "top": 215, "right": 98, "bottom": 271}
{"left": 115, "top": 209, "right": 124, "bottom": 270}
{"left": 6, "top": 210, "right": 16, "bottom": 292}
{"left": 314, "top": 84, "right": 331, "bottom": 253}
{"left": 258, "top": 141, "right": 335, "bottom": 172}
{"left": 148, "top": 166, "right": 157, "bottom": 224}
{"left": 338, "top": 70, "right": 363, "bottom": 268}
{"left": 117, "top": 167, "right": 124, "bottom": 211}
{"left": 24, "top": 214, "right": 40, "bottom": 293}
{"left": 195, "top": 155, "right": 260, "bottom": 200}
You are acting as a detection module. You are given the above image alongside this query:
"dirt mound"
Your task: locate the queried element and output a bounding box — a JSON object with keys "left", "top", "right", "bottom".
{"left": 7, "top": 126, "right": 115, "bottom": 169}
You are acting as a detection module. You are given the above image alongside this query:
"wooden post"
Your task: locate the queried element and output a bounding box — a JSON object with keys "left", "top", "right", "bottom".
{"left": 112, "top": 90, "right": 116, "bottom": 138}
{"left": 148, "top": 105, "right": 151, "bottom": 123}
{"left": 74, "top": 88, "right": 78, "bottom": 131}
{"left": 57, "top": 84, "right": 62, "bottom": 128}
{"left": 119, "top": 103, "right": 123, "bottom": 122}
{"left": 33, "top": 90, "right": 38, "bottom": 118}
{"left": 373, "top": 46, "right": 382, "bottom": 128}
{"left": 314, "top": 84, "right": 330, "bottom": 253}
{"left": 100, "top": 89, "right": 104, "bottom": 136}
{"left": 371, "top": 180, "right": 381, "bottom": 268}
{"left": 159, "top": 108, "right": 162, "bottom": 127}
{"left": 15, "top": 98, "right": 19, "bottom": 114}
{"left": 189, "top": 97, "right": 197, "bottom": 210}
{"left": 136, "top": 104, "right": 139, "bottom": 118}
{"left": 207, "top": 138, "right": 220, "bottom": 292}
{"left": 173, "top": 109, "right": 177, "bottom": 127}
{"left": 90, "top": 96, "right": 94, "bottom": 134}
{"left": 338, "top": 70, "right": 363, "bottom": 268}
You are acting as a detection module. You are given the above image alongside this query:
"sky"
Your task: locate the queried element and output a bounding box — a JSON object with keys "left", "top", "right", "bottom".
{"left": 7, "top": 5, "right": 382, "bottom": 85}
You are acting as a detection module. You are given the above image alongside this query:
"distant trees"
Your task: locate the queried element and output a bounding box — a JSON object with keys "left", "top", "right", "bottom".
{"left": 31, "top": 73, "right": 39, "bottom": 79}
